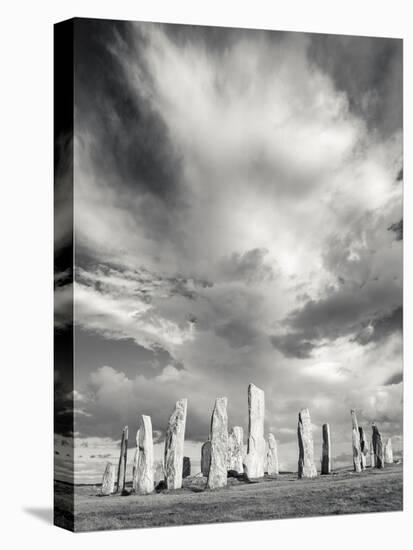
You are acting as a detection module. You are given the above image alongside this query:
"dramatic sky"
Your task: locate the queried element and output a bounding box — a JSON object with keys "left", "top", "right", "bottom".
{"left": 55, "top": 19, "right": 403, "bottom": 481}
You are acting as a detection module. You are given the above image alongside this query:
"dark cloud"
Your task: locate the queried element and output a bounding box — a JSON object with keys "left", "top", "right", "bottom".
{"left": 76, "top": 263, "right": 209, "bottom": 305}
{"left": 215, "top": 319, "right": 259, "bottom": 348}
{"left": 75, "top": 19, "right": 184, "bottom": 200}
{"left": 74, "top": 19, "right": 188, "bottom": 254}
{"left": 309, "top": 34, "right": 403, "bottom": 137}
{"left": 384, "top": 371, "right": 403, "bottom": 386}
{"left": 164, "top": 23, "right": 293, "bottom": 61}
{"left": 74, "top": 365, "right": 213, "bottom": 443}
{"left": 270, "top": 333, "right": 316, "bottom": 359}
{"left": 352, "top": 306, "right": 402, "bottom": 345}
{"left": 269, "top": 210, "right": 402, "bottom": 358}
{"left": 219, "top": 248, "right": 277, "bottom": 283}
{"left": 271, "top": 293, "right": 402, "bottom": 358}
{"left": 388, "top": 219, "right": 403, "bottom": 241}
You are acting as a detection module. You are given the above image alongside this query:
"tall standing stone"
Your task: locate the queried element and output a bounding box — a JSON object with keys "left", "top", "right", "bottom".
{"left": 267, "top": 433, "right": 279, "bottom": 475}
{"left": 244, "top": 383, "right": 265, "bottom": 479}
{"left": 384, "top": 437, "right": 393, "bottom": 464}
{"left": 201, "top": 440, "right": 211, "bottom": 477}
{"left": 164, "top": 398, "right": 187, "bottom": 490}
{"left": 297, "top": 408, "right": 317, "bottom": 478}
{"left": 359, "top": 426, "right": 368, "bottom": 470}
{"left": 116, "top": 426, "right": 128, "bottom": 493}
{"left": 228, "top": 426, "right": 244, "bottom": 474}
{"left": 207, "top": 397, "right": 228, "bottom": 489}
{"left": 364, "top": 440, "right": 370, "bottom": 467}
{"left": 135, "top": 415, "right": 154, "bottom": 494}
{"left": 101, "top": 462, "right": 116, "bottom": 495}
{"left": 132, "top": 428, "right": 140, "bottom": 492}
{"left": 372, "top": 423, "right": 384, "bottom": 469}
{"left": 370, "top": 440, "right": 376, "bottom": 468}
{"left": 321, "top": 423, "right": 331, "bottom": 475}
{"left": 351, "top": 410, "right": 362, "bottom": 473}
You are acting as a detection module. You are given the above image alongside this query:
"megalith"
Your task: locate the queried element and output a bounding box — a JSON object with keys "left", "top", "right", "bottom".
{"left": 370, "top": 441, "right": 376, "bottom": 468}
{"left": 101, "top": 462, "right": 116, "bottom": 495}
{"left": 370, "top": 440, "right": 376, "bottom": 468}
{"left": 201, "top": 441, "right": 211, "bottom": 477}
{"left": 351, "top": 410, "right": 362, "bottom": 473}
{"left": 372, "top": 423, "right": 384, "bottom": 469}
{"left": 244, "top": 383, "right": 265, "bottom": 479}
{"left": 384, "top": 437, "right": 393, "bottom": 464}
{"left": 116, "top": 426, "right": 128, "bottom": 493}
{"left": 164, "top": 398, "right": 187, "bottom": 490}
{"left": 132, "top": 428, "right": 140, "bottom": 492}
{"left": 207, "top": 397, "right": 228, "bottom": 489}
{"left": 297, "top": 408, "right": 317, "bottom": 478}
{"left": 321, "top": 423, "right": 331, "bottom": 475}
{"left": 135, "top": 415, "right": 154, "bottom": 494}
{"left": 228, "top": 426, "right": 244, "bottom": 474}
{"left": 359, "top": 426, "right": 368, "bottom": 470}
{"left": 266, "top": 433, "right": 279, "bottom": 475}
{"left": 183, "top": 456, "right": 191, "bottom": 478}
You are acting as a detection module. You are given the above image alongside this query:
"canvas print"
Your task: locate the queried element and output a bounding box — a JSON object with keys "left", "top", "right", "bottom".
{"left": 54, "top": 18, "right": 403, "bottom": 532}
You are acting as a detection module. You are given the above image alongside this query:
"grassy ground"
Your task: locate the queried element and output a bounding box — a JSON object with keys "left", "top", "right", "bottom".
{"left": 55, "top": 463, "right": 403, "bottom": 532}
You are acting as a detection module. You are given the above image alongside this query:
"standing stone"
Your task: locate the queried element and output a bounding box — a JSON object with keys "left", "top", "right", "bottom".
{"left": 164, "top": 398, "right": 187, "bottom": 490}
{"left": 359, "top": 426, "right": 368, "bottom": 470}
{"left": 351, "top": 410, "right": 362, "bottom": 473}
{"left": 201, "top": 441, "right": 211, "bottom": 477}
{"left": 183, "top": 456, "right": 191, "bottom": 478}
{"left": 116, "top": 426, "right": 128, "bottom": 493}
{"left": 266, "top": 433, "right": 279, "bottom": 475}
{"left": 101, "top": 462, "right": 116, "bottom": 495}
{"left": 321, "top": 423, "right": 331, "bottom": 475}
{"left": 207, "top": 397, "right": 228, "bottom": 489}
{"left": 384, "top": 438, "right": 393, "bottom": 464}
{"left": 244, "top": 383, "right": 265, "bottom": 479}
{"left": 297, "top": 408, "right": 317, "bottom": 478}
{"left": 370, "top": 440, "right": 376, "bottom": 468}
{"left": 372, "top": 423, "right": 384, "bottom": 469}
{"left": 135, "top": 415, "right": 154, "bottom": 494}
{"left": 132, "top": 429, "right": 140, "bottom": 492}
{"left": 132, "top": 447, "right": 138, "bottom": 483}
{"left": 228, "top": 426, "right": 244, "bottom": 474}
{"left": 364, "top": 440, "right": 370, "bottom": 467}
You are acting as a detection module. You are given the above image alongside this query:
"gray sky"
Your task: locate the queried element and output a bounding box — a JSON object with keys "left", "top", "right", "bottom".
{"left": 55, "top": 19, "right": 402, "bottom": 475}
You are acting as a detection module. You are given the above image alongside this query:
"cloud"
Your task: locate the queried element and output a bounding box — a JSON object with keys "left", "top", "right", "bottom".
{"left": 270, "top": 203, "right": 402, "bottom": 358}
{"left": 218, "top": 248, "right": 278, "bottom": 283}
{"left": 74, "top": 267, "right": 196, "bottom": 353}
{"left": 54, "top": 133, "right": 73, "bottom": 255}
{"left": 384, "top": 371, "right": 403, "bottom": 386}
{"left": 352, "top": 306, "right": 402, "bottom": 345}
{"left": 270, "top": 334, "right": 316, "bottom": 359}
{"left": 308, "top": 34, "right": 403, "bottom": 138}
{"left": 388, "top": 219, "right": 403, "bottom": 241}
{"left": 215, "top": 319, "right": 259, "bottom": 348}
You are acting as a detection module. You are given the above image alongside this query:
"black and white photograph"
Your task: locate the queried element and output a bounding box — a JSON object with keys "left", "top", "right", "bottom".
{"left": 53, "top": 17, "right": 404, "bottom": 532}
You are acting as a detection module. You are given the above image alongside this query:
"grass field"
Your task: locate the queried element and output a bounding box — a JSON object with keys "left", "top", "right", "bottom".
{"left": 54, "top": 463, "right": 403, "bottom": 532}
